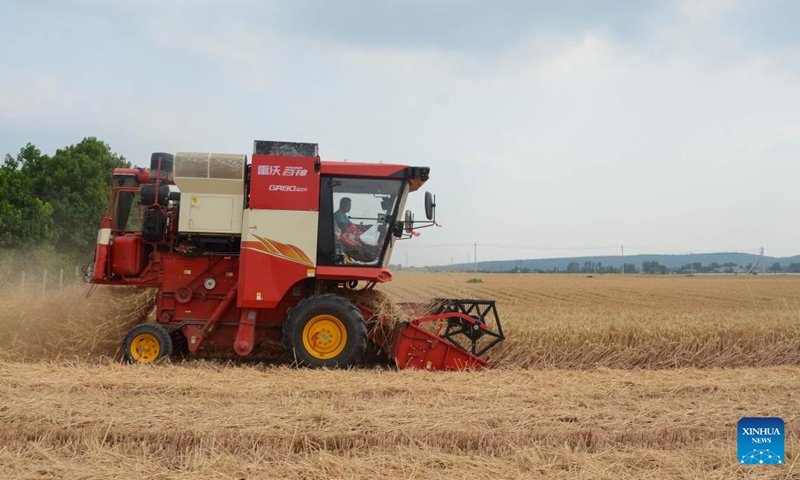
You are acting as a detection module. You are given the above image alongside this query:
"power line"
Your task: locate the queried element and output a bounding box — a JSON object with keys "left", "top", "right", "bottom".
{"left": 393, "top": 242, "right": 473, "bottom": 248}
{"left": 397, "top": 242, "right": 767, "bottom": 257}
{"left": 478, "top": 243, "right": 620, "bottom": 251}
{"left": 400, "top": 242, "right": 621, "bottom": 251}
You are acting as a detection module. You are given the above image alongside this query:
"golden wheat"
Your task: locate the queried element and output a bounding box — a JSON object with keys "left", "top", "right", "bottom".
{"left": 381, "top": 273, "right": 800, "bottom": 369}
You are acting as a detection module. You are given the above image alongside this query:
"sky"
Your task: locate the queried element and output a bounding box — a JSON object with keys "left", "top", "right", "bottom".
{"left": 1, "top": 0, "right": 799, "bottom": 266}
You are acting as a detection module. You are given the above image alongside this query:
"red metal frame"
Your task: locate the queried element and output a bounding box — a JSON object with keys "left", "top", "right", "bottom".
{"left": 320, "top": 162, "right": 408, "bottom": 178}
{"left": 315, "top": 266, "right": 392, "bottom": 283}
{"left": 388, "top": 313, "right": 489, "bottom": 371}
{"left": 112, "top": 167, "right": 153, "bottom": 185}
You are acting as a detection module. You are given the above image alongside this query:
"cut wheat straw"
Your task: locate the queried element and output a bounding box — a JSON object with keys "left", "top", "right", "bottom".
{"left": 0, "top": 361, "right": 797, "bottom": 479}
{"left": 0, "top": 285, "right": 156, "bottom": 361}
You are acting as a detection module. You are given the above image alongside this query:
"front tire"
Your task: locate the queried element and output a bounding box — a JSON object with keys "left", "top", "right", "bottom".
{"left": 123, "top": 324, "right": 173, "bottom": 364}
{"left": 283, "top": 294, "right": 367, "bottom": 368}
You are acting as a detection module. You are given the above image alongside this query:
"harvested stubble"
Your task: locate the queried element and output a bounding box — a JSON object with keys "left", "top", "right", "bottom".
{"left": 0, "top": 285, "right": 156, "bottom": 362}
{"left": 0, "top": 360, "right": 797, "bottom": 479}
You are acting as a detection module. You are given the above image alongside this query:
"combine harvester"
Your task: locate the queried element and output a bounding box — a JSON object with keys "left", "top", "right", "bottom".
{"left": 91, "top": 140, "right": 504, "bottom": 370}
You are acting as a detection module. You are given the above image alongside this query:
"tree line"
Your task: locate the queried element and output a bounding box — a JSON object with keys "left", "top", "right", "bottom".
{"left": 500, "top": 260, "right": 800, "bottom": 274}
{"left": 0, "top": 138, "right": 128, "bottom": 259}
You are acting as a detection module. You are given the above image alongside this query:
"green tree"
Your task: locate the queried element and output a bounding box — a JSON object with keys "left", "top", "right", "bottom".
{"left": 623, "top": 262, "right": 638, "bottom": 273}
{"left": 642, "top": 261, "right": 666, "bottom": 274}
{"left": 19, "top": 137, "right": 129, "bottom": 253}
{"left": 0, "top": 144, "right": 56, "bottom": 247}
{"left": 567, "top": 261, "right": 580, "bottom": 273}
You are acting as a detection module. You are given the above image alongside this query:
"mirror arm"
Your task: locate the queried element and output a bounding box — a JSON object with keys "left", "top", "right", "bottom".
{"left": 408, "top": 220, "right": 439, "bottom": 230}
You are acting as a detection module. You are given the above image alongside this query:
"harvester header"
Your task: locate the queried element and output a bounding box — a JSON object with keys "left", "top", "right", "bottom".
{"left": 91, "top": 140, "right": 504, "bottom": 369}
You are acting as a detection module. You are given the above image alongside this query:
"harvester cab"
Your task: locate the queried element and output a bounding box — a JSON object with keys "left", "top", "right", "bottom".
{"left": 91, "top": 140, "right": 504, "bottom": 370}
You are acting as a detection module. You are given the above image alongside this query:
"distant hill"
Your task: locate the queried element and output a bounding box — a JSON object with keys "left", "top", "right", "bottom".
{"left": 433, "top": 252, "right": 800, "bottom": 273}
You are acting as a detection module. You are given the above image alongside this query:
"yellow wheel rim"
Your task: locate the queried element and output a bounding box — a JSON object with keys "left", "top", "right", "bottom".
{"left": 130, "top": 333, "right": 161, "bottom": 363}
{"left": 302, "top": 314, "right": 347, "bottom": 360}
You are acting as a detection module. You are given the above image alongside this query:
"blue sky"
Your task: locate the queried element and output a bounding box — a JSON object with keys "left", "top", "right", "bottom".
{"left": 2, "top": 0, "right": 799, "bottom": 265}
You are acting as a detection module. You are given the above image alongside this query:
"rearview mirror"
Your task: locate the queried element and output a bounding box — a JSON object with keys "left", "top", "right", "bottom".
{"left": 404, "top": 210, "right": 414, "bottom": 233}
{"left": 424, "top": 192, "right": 436, "bottom": 220}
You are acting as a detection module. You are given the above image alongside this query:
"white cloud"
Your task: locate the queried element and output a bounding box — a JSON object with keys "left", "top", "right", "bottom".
{"left": 3, "top": 1, "right": 800, "bottom": 263}
{"left": 539, "top": 34, "right": 629, "bottom": 80}
{"left": 678, "top": 0, "right": 741, "bottom": 23}
{"left": 0, "top": 66, "right": 81, "bottom": 123}
{"left": 143, "top": 19, "right": 283, "bottom": 89}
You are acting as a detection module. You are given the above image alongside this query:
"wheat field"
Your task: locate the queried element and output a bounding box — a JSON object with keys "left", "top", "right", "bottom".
{"left": 1, "top": 272, "right": 799, "bottom": 478}
{"left": 384, "top": 272, "right": 800, "bottom": 369}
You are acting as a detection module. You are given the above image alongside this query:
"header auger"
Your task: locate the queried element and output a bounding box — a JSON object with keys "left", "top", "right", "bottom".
{"left": 91, "top": 140, "right": 504, "bottom": 370}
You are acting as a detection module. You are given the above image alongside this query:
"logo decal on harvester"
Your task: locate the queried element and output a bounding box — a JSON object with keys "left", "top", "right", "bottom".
{"left": 257, "top": 165, "right": 308, "bottom": 177}
{"left": 738, "top": 417, "right": 784, "bottom": 465}
{"left": 268, "top": 184, "right": 308, "bottom": 193}
{"left": 241, "top": 235, "right": 314, "bottom": 267}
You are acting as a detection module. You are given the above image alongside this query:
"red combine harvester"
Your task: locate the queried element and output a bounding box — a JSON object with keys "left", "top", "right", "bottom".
{"left": 91, "top": 141, "right": 504, "bottom": 370}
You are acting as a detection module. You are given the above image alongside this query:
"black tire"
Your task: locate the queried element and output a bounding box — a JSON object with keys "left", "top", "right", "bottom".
{"left": 123, "top": 324, "right": 173, "bottom": 364}
{"left": 282, "top": 294, "right": 367, "bottom": 368}
{"left": 170, "top": 330, "right": 190, "bottom": 359}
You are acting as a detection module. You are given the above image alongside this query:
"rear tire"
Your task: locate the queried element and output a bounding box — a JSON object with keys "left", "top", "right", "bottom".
{"left": 123, "top": 324, "right": 173, "bottom": 364}
{"left": 283, "top": 294, "right": 367, "bottom": 368}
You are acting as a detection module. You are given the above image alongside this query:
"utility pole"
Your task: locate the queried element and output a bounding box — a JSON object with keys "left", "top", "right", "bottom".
{"left": 474, "top": 242, "right": 477, "bottom": 274}
{"left": 405, "top": 253, "right": 408, "bottom": 270}
{"left": 747, "top": 247, "right": 765, "bottom": 275}
{"left": 620, "top": 245, "right": 624, "bottom": 274}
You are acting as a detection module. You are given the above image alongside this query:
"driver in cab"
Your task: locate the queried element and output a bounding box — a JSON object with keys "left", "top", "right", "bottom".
{"left": 334, "top": 197, "right": 354, "bottom": 231}
{"left": 334, "top": 197, "right": 376, "bottom": 263}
